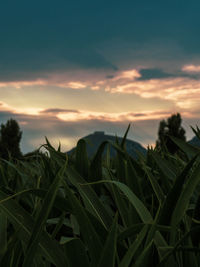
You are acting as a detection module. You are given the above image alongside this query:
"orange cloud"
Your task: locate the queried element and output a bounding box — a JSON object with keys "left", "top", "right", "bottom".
{"left": 1, "top": 67, "right": 200, "bottom": 113}
{"left": 1, "top": 100, "right": 182, "bottom": 123}
{"left": 0, "top": 68, "right": 140, "bottom": 90}
{"left": 56, "top": 109, "right": 192, "bottom": 122}
{"left": 103, "top": 77, "right": 200, "bottom": 109}
{"left": 112, "top": 69, "right": 141, "bottom": 80}
{"left": 58, "top": 81, "right": 86, "bottom": 89}
{"left": 182, "top": 64, "right": 200, "bottom": 72}
{"left": 0, "top": 79, "right": 87, "bottom": 90}
{"left": 0, "top": 80, "right": 47, "bottom": 89}
{"left": 0, "top": 101, "right": 42, "bottom": 115}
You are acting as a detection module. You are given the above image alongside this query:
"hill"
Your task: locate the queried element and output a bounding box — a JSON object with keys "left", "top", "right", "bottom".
{"left": 188, "top": 136, "right": 200, "bottom": 147}
{"left": 67, "top": 131, "right": 146, "bottom": 159}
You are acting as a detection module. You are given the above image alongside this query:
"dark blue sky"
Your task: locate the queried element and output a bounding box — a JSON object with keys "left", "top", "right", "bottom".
{"left": 1, "top": 1, "right": 200, "bottom": 152}
{"left": 1, "top": 1, "right": 200, "bottom": 78}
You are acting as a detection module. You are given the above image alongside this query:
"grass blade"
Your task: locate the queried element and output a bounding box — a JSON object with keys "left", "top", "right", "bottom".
{"left": 171, "top": 158, "right": 200, "bottom": 227}
{"left": 64, "top": 238, "right": 90, "bottom": 267}
{"left": 75, "top": 139, "right": 89, "bottom": 179}
{"left": 0, "top": 190, "right": 67, "bottom": 266}
{"left": 119, "top": 224, "right": 148, "bottom": 267}
{"left": 97, "top": 215, "right": 118, "bottom": 267}
{"left": 23, "top": 161, "right": 68, "bottom": 267}
{"left": 66, "top": 166, "right": 112, "bottom": 229}
{"left": 63, "top": 181, "right": 103, "bottom": 265}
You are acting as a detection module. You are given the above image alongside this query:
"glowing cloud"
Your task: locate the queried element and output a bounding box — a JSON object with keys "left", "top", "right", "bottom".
{"left": 0, "top": 68, "right": 140, "bottom": 90}
{"left": 0, "top": 79, "right": 87, "bottom": 90}
{"left": 103, "top": 77, "right": 200, "bottom": 109}
{"left": 56, "top": 109, "right": 189, "bottom": 122}
{"left": 1, "top": 67, "right": 200, "bottom": 114}
{"left": 0, "top": 80, "right": 47, "bottom": 89}
{"left": 0, "top": 101, "right": 42, "bottom": 115}
{"left": 182, "top": 64, "right": 200, "bottom": 72}
{"left": 59, "top": 82, "right": 86, "bottom": 89}
{"left": 1, "top": 100, "right": 183, "bottom": 123}
{"left": 112, "top": 69, "right": 141, "bottom": 80}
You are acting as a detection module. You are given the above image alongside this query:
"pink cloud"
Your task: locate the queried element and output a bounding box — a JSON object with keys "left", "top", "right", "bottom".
{"left": 112, "top": 69, "right": 141, "bottom": 80}
{"left": 182, "top": 64, "right": 200, "bottom": 72}
{"left": 0, "top": 68, "right": 140, "bottom": 90}
{"left": 57, "top": 81, "right": 86, "bottom": 89}
{"left": 56, "top": 109, "right": 192, "bottom": 122}
{"left": 0, "top": 101, "right": 184, "bottom": 122}
{"left": 0, "top": 79, "right": 87, "bottom": 90}
{"left": 0, "top": 101, "right": 42, "bottom": 115}
{"left": 0, "top": 80, "right": 47, "bottom": 89}
{"left": 103, "top": 77, "right": 200, "bottom": 109}
{"left": 1, "top": 67, "right": 200, "bottom": 113}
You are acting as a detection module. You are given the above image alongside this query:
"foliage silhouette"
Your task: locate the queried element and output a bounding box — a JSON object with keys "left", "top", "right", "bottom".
{"left": 0, "top": 118, "right": 22, "bottom": 160}
{"left": 156, "top": 113, "right": 186, "bottom": 154}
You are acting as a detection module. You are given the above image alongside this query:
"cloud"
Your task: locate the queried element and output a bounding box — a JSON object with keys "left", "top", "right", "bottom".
{"left": 0, "top": 100, "right": 200, "bottom": 154}
{"left": 40, "top": 108, "right": 79, "bottom": 115}
{"left": 100, "top": 75, "right": 200, "bottom": 110}
{"left": 66, "top": 82, "right": 86, "bottom": 89}
{"left": 112, "top": 69, "right": 141, "bottom": 81}
{"left": 0, "top": 99, "right": 193, "bottom": 125}
{"left": 0, "top": 69, "right": 109, "bottom": 89}
{"left": 56, "top": 109, "right": 176, "bottom": 122}
{"left": 182, "top": 65, "right": 200, "bottom": 73}
{"left": 1, "top": 66, "right": 200, "bottom": 113}
{"left": 0, "top": 101, "right": 43, "bottom": 115}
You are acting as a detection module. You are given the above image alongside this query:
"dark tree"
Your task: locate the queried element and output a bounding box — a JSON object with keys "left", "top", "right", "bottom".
{"left": 156, "top": 113, "right": 186, "bottom": 154}
{"left": 0, "top": 119, "right": 22, "bottom": 160}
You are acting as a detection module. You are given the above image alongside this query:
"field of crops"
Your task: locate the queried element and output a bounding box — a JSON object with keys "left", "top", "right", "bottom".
{"left": 1, "top": 126, "right": 200, "bottom": 266}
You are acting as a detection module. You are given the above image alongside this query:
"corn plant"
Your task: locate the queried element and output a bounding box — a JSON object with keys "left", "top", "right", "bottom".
{"left": 0, "top": 127, "right": 200, "bottom": 266}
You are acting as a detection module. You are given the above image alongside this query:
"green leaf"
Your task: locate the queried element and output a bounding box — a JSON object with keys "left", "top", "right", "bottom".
{"left": 134, "top": 239, "right": 154, "bottom": 267}
{"left": 66, "top": 166, "right": 112, "bottom": 230}
{"left": 120, "top": 124, "right": 130, "bottom": 149}
{"left": 51, "top": 212, "right": 67, "bottom": 239}
{"left": 158, "top": 154, "right": 198, "bottom": 225}
{"left": 64, "top": 238, "right": 90, "bottom": 267}
{"left": 90, "top": 141, "right": 108, "bottom": 182}
{"left": 97, "top": 215, "right": 118, "bottom": 267}
{"left": 158, "top": 226, "right": 200, "bottom": 266}
{"left": 63, "top": 181, "right": 103, "bottom": 265}
{"left": 191, "top": 125, "right": 200, "bottom": 138}
{"left": 118, "top": 223, "right": 145, "bottom": 242}
{"left": 170, "top": 136, "right": 199, "bottom": 159}
{"left": 151, "top": 151, "right": 176, "bottom": 182}
{"left": 93, "top": 180, "right": 153, "bottom": 224}
{"left": 0, "top": 190, "right": 67, "bottom": 266}
{"left": 142, "top": 163, "right": 165, "bottom": 205}
{"left": 154, "top": 230, "right": 170, "bottom": 259}
{"left": 126, "top": 158, "right": 144, "bottom": 200}
{"left": 23, "top": 161, "right": 68, "bottom": 267}
{"left": 112, "top": 181, "right": 153, "bottom": 223}
{"left": 103, "top": 168, "right": 130, "bottom": 227}
{"left": 171, "top": 158, "right": 200, "bottom": 227}
{"left": 119, "top": 224, "right": 148, "bottom": 267}
{"left": 0, "top": 211, "right": 7, "bottom": 257}
{"left": 75, "top": 139, "right": 89, "bottom": 179}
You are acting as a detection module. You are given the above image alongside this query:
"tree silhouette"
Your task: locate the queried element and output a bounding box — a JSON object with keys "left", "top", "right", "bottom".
{"left": 0, "top": 119, "right": 22, "bottom": 160}
{"left": 156, "top": 113, "right": 186, "bottom": 154}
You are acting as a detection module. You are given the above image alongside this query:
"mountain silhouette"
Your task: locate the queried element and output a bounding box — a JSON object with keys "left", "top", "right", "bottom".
{"left": 68, "top": 131, "right": 146, "bottom": 159}
{"left": 188, "top": 136, "right": 200, "bottom": 147}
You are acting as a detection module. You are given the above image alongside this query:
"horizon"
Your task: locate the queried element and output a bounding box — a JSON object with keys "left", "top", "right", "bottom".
{"left": 17, "top": 119, "right": 197, "bottom": 153}
{"left": 1, "top": 1, "right": 200, "bottom": 153}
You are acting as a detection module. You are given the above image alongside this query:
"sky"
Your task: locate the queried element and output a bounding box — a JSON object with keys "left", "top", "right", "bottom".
{"left": 1, "top": 0, "right": 200, "bottom": 153}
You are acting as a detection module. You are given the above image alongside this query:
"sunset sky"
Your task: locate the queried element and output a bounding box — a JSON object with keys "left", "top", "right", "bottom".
{"left": 1, "top": 1, "right": 200, "bottom": 152}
